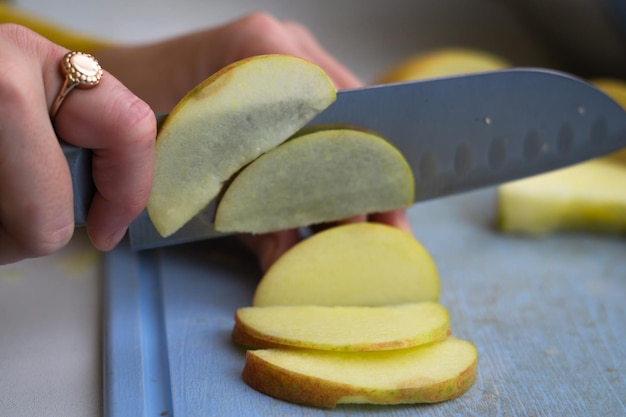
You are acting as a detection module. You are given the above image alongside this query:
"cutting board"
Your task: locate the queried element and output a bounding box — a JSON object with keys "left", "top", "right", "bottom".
{"left": 103, "top": 188, "right": 626, "bottom": 417}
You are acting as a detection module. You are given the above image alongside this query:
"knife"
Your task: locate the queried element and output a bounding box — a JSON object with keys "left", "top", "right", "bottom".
{"left": 63, "top": 68, "right": 626, "bottom": 250}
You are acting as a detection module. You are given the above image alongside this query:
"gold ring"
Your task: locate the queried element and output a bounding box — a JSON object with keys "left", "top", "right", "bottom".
{"left": 50, "top": 51, "right": 103, "bottom": 120}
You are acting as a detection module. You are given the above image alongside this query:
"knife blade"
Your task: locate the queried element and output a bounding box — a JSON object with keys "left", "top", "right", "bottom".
{"left": 63, "top": 68, "right": 626, "bottom": 250}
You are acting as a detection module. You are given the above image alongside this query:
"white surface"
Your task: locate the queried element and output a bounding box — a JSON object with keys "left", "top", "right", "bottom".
{"left": 0, "top": 230, "right": 101, "bottom": 417}
{"left": 1, "top": 1, "right": 623, "bottom": 416}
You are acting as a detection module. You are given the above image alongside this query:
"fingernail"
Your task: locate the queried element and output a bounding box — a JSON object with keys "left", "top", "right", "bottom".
{"left": 102, "top": 226, "right": 128, "bottom": 251}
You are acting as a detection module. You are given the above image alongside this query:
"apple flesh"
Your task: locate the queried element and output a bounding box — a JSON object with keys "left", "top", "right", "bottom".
{"left": 232, "top": 302, "right": 450, "bottom": 351}
{"left": 242, "top": 336, "right": 478, "bottom": 408}
{"left": 252, "top": 223, "right": 440, "bottom": 307}
{"left": 497, "top": 158, "right": 626, "bottom": 234}
{"left": 147, "top": 54, "right": 336, "bottom": 237}
{"left": 214, "top": 128, "right": 415, "bottom": 234}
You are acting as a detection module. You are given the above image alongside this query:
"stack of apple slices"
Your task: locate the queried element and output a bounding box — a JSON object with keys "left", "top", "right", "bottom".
{"left": 232, "top": 223, "right": 478, "bottom": 409}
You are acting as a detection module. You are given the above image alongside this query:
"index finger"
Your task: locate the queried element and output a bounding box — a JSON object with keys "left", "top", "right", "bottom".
{"left": 49, "top": 61, "right": 156, "bottom": 250}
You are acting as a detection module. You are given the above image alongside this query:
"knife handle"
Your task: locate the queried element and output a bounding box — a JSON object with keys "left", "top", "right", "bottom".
{"left": 62, "top": 142, "right": 94, "bottom": 227}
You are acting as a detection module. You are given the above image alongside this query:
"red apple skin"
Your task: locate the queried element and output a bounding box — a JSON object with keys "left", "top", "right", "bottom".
{"left": 231, "top": 321, "right": 293, "bottom": 350}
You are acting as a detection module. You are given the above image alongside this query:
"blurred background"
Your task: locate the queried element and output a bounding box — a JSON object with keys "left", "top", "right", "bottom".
{"left": 12, "top": 0, "right": 626, "bottom": 81}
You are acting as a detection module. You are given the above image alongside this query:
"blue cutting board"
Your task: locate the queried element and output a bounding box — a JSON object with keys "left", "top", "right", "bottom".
{"left": 103, "top": 188, "right": 626, "bottom": 417}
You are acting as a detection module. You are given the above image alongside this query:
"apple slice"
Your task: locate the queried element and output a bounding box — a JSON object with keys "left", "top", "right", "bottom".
{"left": 147, "top": 54, "right": 336, "bottom": 237}
{"left": 497, "top": 78, "right": 626, "bottom": 235}
{"left": 214, "top": 128, "right": 415, "bottom": 233}
{"left": 497, "top": 158, "right": 626, "bottom": 234}
{"left": 252, "top": 223, "right": 439, "bottom": 307}
{"left": 242, "top": 336, "right": 478, "bottom": 408}
{"left": 232, "top": 302, "right": 450, "bottom": 351}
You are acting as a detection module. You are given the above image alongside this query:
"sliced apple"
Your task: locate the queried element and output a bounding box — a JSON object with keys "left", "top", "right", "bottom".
{"left": 252, "top": 223, "right": 439, "bottom": 307}
{"left": 497, "top": 78, "right": 626, "bottom": 235}
{"left": 375, "top": 47, "right": 509, "bottom": 84}
{"left": 497, "top": 158, "right": 626, "bottom": 234}
{"left": 232, "top": 302, "right": 450, "bottom": 351}
{"left": 147, "top": 54, "right": 336, "bottom": 237}
{"left": 233, "top": 221, "right": 476, "bottom": 407}
{"left": 242, "top": 336, "right": 477, "bottom": 408}
{"left": 214, "top": 128, "right": 415, "bottom": 233}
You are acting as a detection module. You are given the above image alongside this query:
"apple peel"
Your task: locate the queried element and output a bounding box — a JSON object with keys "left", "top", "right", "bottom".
{"left": 232, "top": 302, "right": 450, "bottom": 351}
{"left": 147, "top": 54, "right": 336, "bottom": 237}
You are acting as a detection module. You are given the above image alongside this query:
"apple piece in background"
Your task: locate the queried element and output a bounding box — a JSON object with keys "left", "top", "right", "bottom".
{"left": 497, "top": 78, "right": 626, "bottom": 235}
{"left": 497, "top": 159, "right": 626, "bottom": 234}
{"left": 147, "top": 54, "right": 336, "bottom": 237}
{"left": 252, "top": 223, "right": 440, "bottom": 307}
{"left": 375, "top": 47, "right": 509, "bottom": 84}
{"left": 214, "top": 128, "right": 414, "bottom": 234}
{"left": 232, "top": 302, "right": 450, "bottom": 351}
{"left": 242, "top": 336, "right": 478, "bottom": 408}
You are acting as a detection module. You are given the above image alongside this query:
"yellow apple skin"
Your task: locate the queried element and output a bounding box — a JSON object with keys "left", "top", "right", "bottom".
{"left": 214, "top": 128, "right": 415, "bottom": 234}
{"left": 497, "top": 77, "right": 626, "bottom": 235}
{"left": 231, "top": 303, "right": 451, "bottom": 351}
{"left": 242, "top": 337, "right": 478, "bottom": 408}
{"left": 252, "top": 223, "right": 440, "bottom": 307}
{"left": 376, "top": 47, "right": 509, "bottom": 84}
{"left": 147, "top": 54, "right": 336, "bottom": 237}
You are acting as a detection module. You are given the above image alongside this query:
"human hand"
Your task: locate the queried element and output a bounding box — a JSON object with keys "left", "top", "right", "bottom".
{"left": 95, "top": 13, "right": 411, "bottom": 271}
{"left": 0, "top": 24, "right": 155, "bottom": 264}
{"left": 95, "top": 13, "right": 362, "bottom": 113}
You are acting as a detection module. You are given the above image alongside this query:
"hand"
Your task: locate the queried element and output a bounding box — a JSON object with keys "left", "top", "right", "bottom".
{"left": 94, "top": 13, "right": 362, "bottom": 113}
{"left": 0, "top": 24, "right": 155, "bottom": 264}
{"left": 94, "top": 13, "right": 411, "bottom": 271}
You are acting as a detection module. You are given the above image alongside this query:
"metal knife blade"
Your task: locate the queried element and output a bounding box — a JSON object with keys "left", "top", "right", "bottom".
{"left": 63, "top": 68, "right": 626, "bottom": 250}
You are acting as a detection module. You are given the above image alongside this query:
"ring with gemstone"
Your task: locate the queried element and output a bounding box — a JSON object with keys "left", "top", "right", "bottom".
{"left": 49, "top": 51, "right": 103, "bottom": 120}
